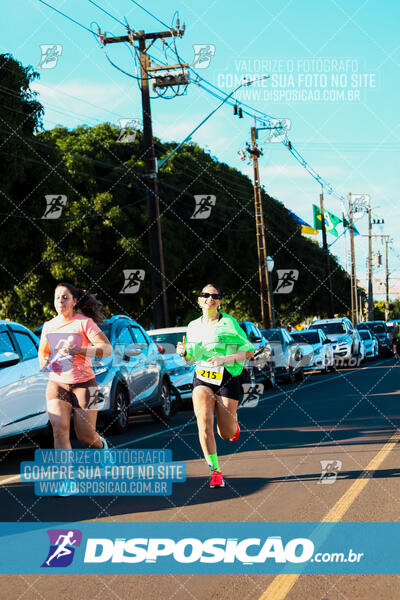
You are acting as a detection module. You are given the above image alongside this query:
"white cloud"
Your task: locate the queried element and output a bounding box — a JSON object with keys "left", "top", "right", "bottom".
{"left": 31, "top": 80, "right": 141, "bottom": 126}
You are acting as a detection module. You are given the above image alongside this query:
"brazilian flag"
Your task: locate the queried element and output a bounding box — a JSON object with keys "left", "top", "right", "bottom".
{"left": 313, "top": 204, "right": 342, "bottom": 237}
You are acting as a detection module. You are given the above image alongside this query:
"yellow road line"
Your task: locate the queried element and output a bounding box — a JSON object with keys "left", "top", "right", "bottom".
{"left": 0, "top": 474, "right": 20, "bottom": 486}
{"left": 258, "top": 429, "right": 400, "bottom": 600}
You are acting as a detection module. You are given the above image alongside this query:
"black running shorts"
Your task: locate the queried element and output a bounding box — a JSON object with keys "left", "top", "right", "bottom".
{"left": 192, "top": 368, "right": 243, "bottom": 401}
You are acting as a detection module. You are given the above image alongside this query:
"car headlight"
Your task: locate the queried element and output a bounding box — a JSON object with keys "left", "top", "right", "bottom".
{"left": 314, "top": 348, "right": 321, "bottom": 355}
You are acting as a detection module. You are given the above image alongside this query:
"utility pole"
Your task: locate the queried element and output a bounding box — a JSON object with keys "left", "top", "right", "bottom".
{"left": 319, "top": 188, "right": 334, "bottom": 318}
{"left": 367, "top": 203, "right": 374, "bottom": 321}
{"left": 385, "top": 236, "right": 390, "bottom": 320}
{"left": 248, "top": 127, "right": 274, "bottom": 329}
{"left": 349, "top": 193, "right": 358, "bottom": 325}
{"left": 100, "top": 24, "right": 186, "bottom": 327}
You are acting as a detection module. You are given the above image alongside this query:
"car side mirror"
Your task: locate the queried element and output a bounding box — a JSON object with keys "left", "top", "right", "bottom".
{"left": 0, "top": 352, "right": 20, "bottom": 368}
{"left": 124, "top": 344, "right": 142, "bottom": 359}
{"left": 323, "top": 339, "right": 331, "bottom": 344}
{"left": 252, "top": 336, "right": 262, "bottom": 343}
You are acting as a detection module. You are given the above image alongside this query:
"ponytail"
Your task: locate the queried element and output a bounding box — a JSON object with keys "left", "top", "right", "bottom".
{"left": 56, "top": 282, "right": 105, "bottom": 324}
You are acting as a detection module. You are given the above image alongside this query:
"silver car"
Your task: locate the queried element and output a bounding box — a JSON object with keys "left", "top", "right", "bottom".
{"left": 147, "top": 327, "right": 195, "bottom": 402}
{"left": 290, "top": 329, "right": 336, "bottom": 373}
{"left": 309, "top": 317, "right": 361, "bottom": 366}
{"left": 95, "top": 315, "right": 178, "bottom": 434}
{"left": 0, "top": 320, "right": 48, "bottom": 442}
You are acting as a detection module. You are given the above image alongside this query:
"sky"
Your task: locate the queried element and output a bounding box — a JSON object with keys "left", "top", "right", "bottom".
{"left": 3, "top": 0, "right": 400, "bottom": 299}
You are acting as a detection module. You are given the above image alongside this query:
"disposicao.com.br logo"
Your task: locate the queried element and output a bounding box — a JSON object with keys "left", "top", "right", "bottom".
{"left": 41, "top": 529, "right": 82, "bottom": 568}
{"left": 83, "top": 536, "right": 314, "bottom": 564}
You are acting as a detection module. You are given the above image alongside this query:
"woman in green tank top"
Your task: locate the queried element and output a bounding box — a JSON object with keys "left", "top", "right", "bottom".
{"left": 176, "top": 283, "right": 254, "bottom": 488}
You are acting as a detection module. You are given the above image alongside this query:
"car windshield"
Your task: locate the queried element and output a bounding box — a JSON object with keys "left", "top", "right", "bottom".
{"left": 310, "top": 322, "right": 346, "bottom": 335}
{"left": 358, "top": 322, "right": 386, "bottom": 334}
{"left": 291, "top": 331, "right": 320, "bottom": 344}
{"left": 148, "top": 332, "right": 186, "bottom": 353}
{"left": 261, "top": 330, "right": 281, "bottom": 342}
{"left": 370, "top": 323, "right": 385, "bottom": 333}
{"left": 359, "top": 330, "right": 371, "bottom": 340}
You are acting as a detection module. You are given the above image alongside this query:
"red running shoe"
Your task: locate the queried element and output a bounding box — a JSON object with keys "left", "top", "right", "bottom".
{"left": 209, "top": 470, "right": 225, "bottom": 488}
{"left": 229, "top": 420, "right": 240, "bottom": 442}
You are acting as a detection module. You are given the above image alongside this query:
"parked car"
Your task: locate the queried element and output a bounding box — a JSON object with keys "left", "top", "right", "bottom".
{"left": 357, "top": 329, "right": 379, "bottom": 359}
{"left": 0, "top": 320, "right": 48, "bottom": 441}
{"left": 238, "top": 321, "right": 275, "bottom": 388}
{"left": 355, "top": 321, "right": 392, "bottom": 356}
{"left": 95, "top": 315, "right": 179, "bottom": 433}
{"left": 261, "top": 328, "right": 304, "bottom": 383}
{"left": 354, "top": 329, "right": 366, "bottom": 362}
{"left": 308, "top": 317, "right": 361, "bottom": 366}
{"left": 289, "top": 329, "right": 335, "bottom": 373}
{"left": 147, "top": 327, "right": 195, "bottom": 403}
{"left": 386, "top": 319, "right": 400, "bottom": 336}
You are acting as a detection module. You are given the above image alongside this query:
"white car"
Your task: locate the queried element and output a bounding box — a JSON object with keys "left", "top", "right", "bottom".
{"left": 358, "top": 329, "right": 379, "bottom": 359}
{"left": 308, "top": 317, "right": 361, "bottom": 366}
{"left": 290, "top": 329, "right": 335, "bottom": 373}
{"left": 261, "top": 328, "right": 304, "bottom": 383}
{"left": 0, "top": 320, "right": 48, "bottom": 442}
{"left": 147, "top": 327, "right": 195, "bottom": 402}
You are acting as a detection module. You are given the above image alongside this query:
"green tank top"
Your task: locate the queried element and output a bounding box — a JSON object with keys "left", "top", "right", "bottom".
{"left": 185, "top": 312, "right": 255, "bottom": 376}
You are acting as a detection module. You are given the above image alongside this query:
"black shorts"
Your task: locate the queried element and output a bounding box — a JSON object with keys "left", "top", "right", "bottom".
{"left": 46, "top": 378, "right": 98, "bottom": 409}
{"left": 192, "top": 368, "right": 243, "bottom": 401}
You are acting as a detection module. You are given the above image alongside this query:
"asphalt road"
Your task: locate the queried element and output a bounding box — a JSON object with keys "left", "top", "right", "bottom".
{"left": 1, "top": 357, "right": 400, "bottom": 599}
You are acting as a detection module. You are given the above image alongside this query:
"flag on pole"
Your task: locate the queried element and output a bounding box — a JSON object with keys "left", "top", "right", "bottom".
{"left": 288, "top": 210, "right": 319, "bottom": 235}
{"left": 342, "top": 213, "right": 360, "bottom": 236}
{"left": 313, "top": 204, "right": 342, "bottom": 237}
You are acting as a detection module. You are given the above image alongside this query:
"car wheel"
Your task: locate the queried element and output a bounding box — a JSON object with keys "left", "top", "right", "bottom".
{"left": 321, "top": 359, "right": 329, "bottom": 374}
{"left": 111, "top": 384, "right": 130, "bottom": 434}
{"left": 264, "top": 366, "right": 276, "bottom": 389}
{"left": 152, "top": 379, "right": 172, "bottom": 423}
{"left": 286, "top": 367, "right": 296, "bottom": 384}
{"left": 37, "top": 422, "right": 54, "bottom": 449}
{"left": 295, "top": 368, "right": 304, "bottom": 382}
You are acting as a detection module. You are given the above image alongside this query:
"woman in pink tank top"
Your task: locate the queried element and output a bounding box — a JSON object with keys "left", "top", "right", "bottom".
{"left": 38, "top": 283, "right": 112, "bottom": 452}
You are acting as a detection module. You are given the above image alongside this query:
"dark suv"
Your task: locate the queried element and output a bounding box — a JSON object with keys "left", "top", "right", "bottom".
{"left": 355, "top": 321, "right": 392, "bottom": 356}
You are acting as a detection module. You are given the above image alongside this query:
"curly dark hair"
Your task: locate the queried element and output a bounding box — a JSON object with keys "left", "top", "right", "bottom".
{"left": 55, "top": 283, "right": 105, "bottom": 324}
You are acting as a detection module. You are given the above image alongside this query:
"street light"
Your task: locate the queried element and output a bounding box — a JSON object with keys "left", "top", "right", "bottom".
{"left": 157, "top": 75, "right": 270, "bottom": 170}
{"left": 267, "top": 256, "right": 276, "bottom": 327}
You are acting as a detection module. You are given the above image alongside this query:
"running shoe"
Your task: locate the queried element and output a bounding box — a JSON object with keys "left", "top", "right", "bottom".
{"left": 229, "top": 420, "right": 240, "bottom": 442}
{"left": 209, "top": 470, "right": 225, "bottom": 488}
{"left": 54, "top": 479, "right": 73, "bottom": 497}
{"left": 98, "top": 435, "right": 115, "bottom": 466}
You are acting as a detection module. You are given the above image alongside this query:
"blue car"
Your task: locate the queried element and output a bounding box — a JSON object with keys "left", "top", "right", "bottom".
{"left": 93, "top": 315, "right": 179, "bottom": 434}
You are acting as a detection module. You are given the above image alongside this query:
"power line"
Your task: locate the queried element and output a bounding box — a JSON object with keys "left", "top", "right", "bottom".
{"left": 32, "top": 0, "right": 358, "bottom": 208}
{"left": 36, "top": 0, "right": 95, "bottom": 35}
{"left": 125, "top": 0, "right": 171, "bottom": 29}
{"left": 86, "top": 0, "right": 125, "bottom": 27}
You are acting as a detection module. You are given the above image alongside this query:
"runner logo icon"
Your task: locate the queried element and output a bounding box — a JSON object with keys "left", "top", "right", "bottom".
{"left": 41, "top": 529, "right": 82, "bottom": 568}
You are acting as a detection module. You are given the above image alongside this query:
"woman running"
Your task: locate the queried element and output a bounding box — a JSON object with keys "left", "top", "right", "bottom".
{"left": 38, "top": 283, "right": 112, "bottom": 454}
{"left": 177, "top": 284, "right": 254, "bottom": 488}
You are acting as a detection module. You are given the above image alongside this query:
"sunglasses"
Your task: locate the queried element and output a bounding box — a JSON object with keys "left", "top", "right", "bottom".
{"left": 199, "top": 293, "right": 222, "bottom": 300}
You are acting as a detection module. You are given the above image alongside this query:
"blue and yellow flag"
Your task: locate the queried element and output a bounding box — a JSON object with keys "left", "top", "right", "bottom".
{"left": 288, "top": 210, "right": 319, "bottom": 235}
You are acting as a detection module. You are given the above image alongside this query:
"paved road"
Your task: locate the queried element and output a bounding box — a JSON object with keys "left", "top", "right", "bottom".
{"left": 1, "top": 357, "right": 400, "bottom": 599}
